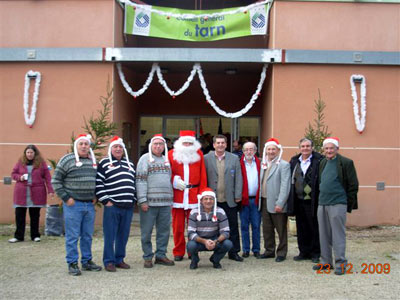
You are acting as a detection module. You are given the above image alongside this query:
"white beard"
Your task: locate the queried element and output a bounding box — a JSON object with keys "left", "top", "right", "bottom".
{"left": 173, "top": 140, "right": 201, "bottom": 164}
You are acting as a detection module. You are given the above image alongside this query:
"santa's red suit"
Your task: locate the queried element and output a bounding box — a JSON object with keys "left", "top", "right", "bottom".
{"left": 168, "top": 131, "right": 207, "bottom": 258}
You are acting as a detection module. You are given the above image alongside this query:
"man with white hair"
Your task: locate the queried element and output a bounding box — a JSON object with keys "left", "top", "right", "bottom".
{"left": 239, "top": 142, "right": 261, "bottom": 258}
{"left": 258, "top": 138, "right": 290, "bottom": 262}
{"left": 168, "top": 130, "right": 207, "bottom": 261}
{"left": 313, "top": 137, "right": 358, "bottom": 275}
{"left": 52, "top": 134, "right": 102, "bottom": 276}
{"left": 95, "top": 136, "right": 136, "bottom": 272}
{"left": 136, "top": 134, "right": 175, "bottom": 268}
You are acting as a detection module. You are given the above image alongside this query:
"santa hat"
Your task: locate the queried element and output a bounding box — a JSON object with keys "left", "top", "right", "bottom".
{"left": 73, "top": 134, "right": 97, "bottom": 169}
{"left": 323, "top": 137, "right": 340, "bottom": 148}
{"left": 261, "top": 138, "right": 283, "bottom": 169}
{"left": 196, "top": 188, "right": 218, "bottom": 222}
{"left": 178, "top": 130, "right": 196, "bottom": 144}
{"left": 108, "top": 136, "right": 133, "bottom": 171}
{"left": 148, "top": 134, "right": 170, "bottom": 166}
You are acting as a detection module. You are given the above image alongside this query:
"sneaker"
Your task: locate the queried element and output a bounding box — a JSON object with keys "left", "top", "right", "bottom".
{"left": 33, "top": 237, "right": 41, "bottom": 242}
{"left": 313, "top": 263, "right": 333, "bottom": 271}
{"left": 82, "top": 260, "right": 102, "bottom": 271}
{"left": 68, "top": 263, "right": 82, "bottom": 276}
{"left": 8, "top": 238, "right": 22, "bottom": 243}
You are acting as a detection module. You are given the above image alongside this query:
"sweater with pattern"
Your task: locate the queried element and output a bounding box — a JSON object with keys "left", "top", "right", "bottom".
{"left": 136, "top": 153, "right": 173, "bottom": 207}
{"left": 52, "top": 153, "right": 97, "bottom": 202}
{"left": 95, "top": 156, "right": 136, "bottom": 208}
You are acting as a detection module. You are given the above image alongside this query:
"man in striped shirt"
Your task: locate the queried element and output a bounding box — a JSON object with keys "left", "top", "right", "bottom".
{"left": 187, "top": 188, "right": 232, "bottom": 270}
{"left": 95, "top": 136, "right": 136, "bottom": 272}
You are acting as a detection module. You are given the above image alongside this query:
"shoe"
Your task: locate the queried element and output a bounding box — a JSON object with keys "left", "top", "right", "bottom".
{"left": 335, "top": 268, "right": 346, "bottom": 275}
{"left": 258, "top": 253, "right": 275, "bottom": 259}
{"left": 253, "top": 252, "right": 260, "bottom": 258}
{"left": 33, "top": 237, "right": 41, "bottom": 242}
{"left": 242, "top": 252, "right": 250, "bottom": 258}
{"left": 105, "top": 263, "right": 116, "bottom": 272}
{"left": 189, "top": 260, "right": 198, "bottom": 270}
{"left": 144, "top": 260, "right": 153, "bottom": 268}
{"left": 116, "top": 261, "right": 130, "bottom": 269}
{"left": 155, "top": 257, "right": 175, "bottom": 266}
{"left": 68, "top": 262, "right": 82, "bottom": 276}
{"left": 311, "top": 257, "right": 320, "bottom": 263}
{"left": 174, "top": 256, "right": 183, "bottom": 262}
{"left": 313, "top": 263, "right": 333, "bottom": 271}
{"left": 8, "top": 238, "right": 22, "bottom": 243}
{"left": 275, "top": 256, "right": 286, "bottom": 262}
{"left": 293, "top": 255, "right": 310, "bottom": 261}
{"left": 213, "top": 262, "right": 222, "bottom": 269}
{"left": 82, "top": 260, "right": 102, "bottom": 271}
{"left": 228, "top": 253, "right": 244, "bottom": 262}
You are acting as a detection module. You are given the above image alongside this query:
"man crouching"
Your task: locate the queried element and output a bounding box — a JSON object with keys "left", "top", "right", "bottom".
{"left": 187, "top": 188, "right": 232, "bottom": 270}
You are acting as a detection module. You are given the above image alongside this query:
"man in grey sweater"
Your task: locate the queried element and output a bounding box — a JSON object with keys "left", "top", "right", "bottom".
{"left": 136, "top": 134, "right": 174, "bottom": 268}
{"left": 52, "top": 134, "right": 102, "bottom": 276}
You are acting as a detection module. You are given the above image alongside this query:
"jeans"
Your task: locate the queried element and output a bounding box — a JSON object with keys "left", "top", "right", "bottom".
{"left": 63, "top": 201, "right": 95, "bottom": 264}
{"left": 239, "top": 197, "right": 261, "bottom": 253}
{"left": 103, "top": 205, "right": 133, "bottom": 266}
{"left": 187, "top": 239, "right": 233, "bottom": 264}
{"left": 140, "top": 206, "right": 171, "bottom": 260}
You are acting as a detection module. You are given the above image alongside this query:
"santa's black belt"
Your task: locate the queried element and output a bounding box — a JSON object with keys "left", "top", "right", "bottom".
{"left": 186, "top": 184, "right": 199, "bottom": 189}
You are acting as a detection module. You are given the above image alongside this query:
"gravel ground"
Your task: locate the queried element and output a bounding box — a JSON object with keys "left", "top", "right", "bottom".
{"left": 0, "top": 224, "right": 399, "bottom": 300}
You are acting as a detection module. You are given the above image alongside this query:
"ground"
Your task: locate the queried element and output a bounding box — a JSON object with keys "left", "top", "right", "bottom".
{"left": 0, "top": 223, "right": 399, "bottom": 300}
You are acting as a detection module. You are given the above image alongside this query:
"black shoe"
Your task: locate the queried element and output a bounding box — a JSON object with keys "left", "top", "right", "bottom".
{"left": 242, "top": 252, "right": 250, "bottom": 258}
{"left": 293, "top": 255, "right": 310, "bottom": 261}
{"left": 253, "top": 252, "right": 260, "bottom": 258}
{"left": 82, "top": 260, "right": 102, "bottom": 271}
{"left": 174, "top": 256, "right": 183, "bottom": 262}
{"left": 258, "top": 253, "right": 275, "bottom": 259}
{"left": 228, "top": 253, "right": 244, "bottom": 262}
{"left": 68, "top": 262, "right": 82, "bottom": 276}
{"left": 213, "top": 262, "right": 222, "bottom": 269}
{"left": 311, "top": 257, "right": 320, "bottom": 263}
{"left": 275, "top": 256, "right": 286, "bottom": 262}
{"left": 334, "top": 268, "right": 345, "bottom": 275}
{"left": 189, "top": 260, "right": 198, "bottom": 270}
{"left": 313, "top": 263, "right": 333, "bottom": 271}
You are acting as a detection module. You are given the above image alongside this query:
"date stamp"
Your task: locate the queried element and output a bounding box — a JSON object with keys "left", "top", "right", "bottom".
{"left": 315, "top": 263, "right": 391, "bottom": 274}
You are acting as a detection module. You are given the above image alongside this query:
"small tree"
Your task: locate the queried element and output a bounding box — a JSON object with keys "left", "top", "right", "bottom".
{"left": 70, "top": 79, "right": 118, "bottom": 158}
{"left": 304, "top": 89, "right": 331, "bottom": 153}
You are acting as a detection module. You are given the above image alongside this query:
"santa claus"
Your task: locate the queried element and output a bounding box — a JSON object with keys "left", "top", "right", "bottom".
{"left": 168, "top": 130, "right": 207, "bottom": 261}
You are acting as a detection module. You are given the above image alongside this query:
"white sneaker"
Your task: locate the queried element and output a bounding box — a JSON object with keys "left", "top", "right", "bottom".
{"left": 33, "top": 237, "right": 41, "bottom": 242}
{"left": 8, "top": 238, "right": 22, "bottom": 243}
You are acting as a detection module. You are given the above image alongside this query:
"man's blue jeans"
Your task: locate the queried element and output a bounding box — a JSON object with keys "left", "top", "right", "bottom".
{"left": 187, "top": 239, "right": 233, "bottom": 264}
{"left": 63, "top": 201, "right": 95, "bottom": 264}
{"left": 239, "top": 197, "right": 261, "bottom": 253}
{"left": 103, "top": 205, "right": 133, "bottom": 266}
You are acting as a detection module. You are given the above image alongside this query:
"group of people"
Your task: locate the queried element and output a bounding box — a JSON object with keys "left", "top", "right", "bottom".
{"left": 9, "top": 130, "right": 358, "bottom": 276}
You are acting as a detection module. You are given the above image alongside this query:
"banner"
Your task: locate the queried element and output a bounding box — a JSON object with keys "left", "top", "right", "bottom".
{"left": 124, "top": 3, "right": 270, "bottom": 42}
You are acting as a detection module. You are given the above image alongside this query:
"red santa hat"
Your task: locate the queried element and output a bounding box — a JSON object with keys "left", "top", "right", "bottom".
{"left": 178, "top": 130, "right": 196, "bottom": 144}
{"left": 196, "top": 188, "right": 218, "bottom": 222}
{"left": 148, "top": 134, "right": 170, "bottom": 166}
{"left": 261, "top": 138, "right": 283, "bottom": 169}
{"left": 323, "top": 137, "right": 340, "bottom": 148}
{"left": 108, "top": 136, "right": 133, "bottom": 171}
{"left": 74, "top": 134, "right": 97, "bottom": 168}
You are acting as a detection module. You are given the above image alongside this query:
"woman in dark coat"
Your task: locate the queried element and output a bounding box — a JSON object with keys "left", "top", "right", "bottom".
{"left": 9, "top": 145, "right": 54, "bottom": 243}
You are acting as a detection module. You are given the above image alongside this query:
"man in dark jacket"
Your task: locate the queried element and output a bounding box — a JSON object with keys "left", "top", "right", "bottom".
{"left": 288, "top": 138, "right": 322, "bottom": 263}
{"left": 313, "top": 137, "right": 358, "bottom": 275}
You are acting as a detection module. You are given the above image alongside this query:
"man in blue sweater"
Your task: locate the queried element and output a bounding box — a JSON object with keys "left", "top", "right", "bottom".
{"left": 96, "top": 136, "right": 136, "bottom": 272}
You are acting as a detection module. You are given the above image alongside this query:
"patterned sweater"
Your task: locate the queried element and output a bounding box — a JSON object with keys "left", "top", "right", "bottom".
{"left": 136, "top": 153, "right": 173, "bottom": 207}
{"left": 52, "top": 153, "right": 96, "bottom": 202}
{"left": 95, "top": 156, "right": 136, "bottom": 208}
{"left": 187, "top": 206, "right": 230, "bottom": 241}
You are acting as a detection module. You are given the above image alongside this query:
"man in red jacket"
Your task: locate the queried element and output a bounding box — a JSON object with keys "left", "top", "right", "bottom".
{"left": 239, "top": 142, "right": 261, "bottom": 258}
{"left": 168, "top": 130, "right": 207, "bottom": 261}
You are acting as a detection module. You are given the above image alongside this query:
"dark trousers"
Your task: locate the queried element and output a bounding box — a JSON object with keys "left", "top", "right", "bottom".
{"left": 187, "top": 239, "right": 233, "bottom": 264}
{"left": 295, "top": 201, "right": 320, "bottom": 258}
{"left": 217, "top": 202, "right": 240, "bottom": 254}
{"left": 261, "top": 198, "right": 288, "bottom": 257}
{"left": 15, "top": 207, "right": 41, "bottom": 241}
